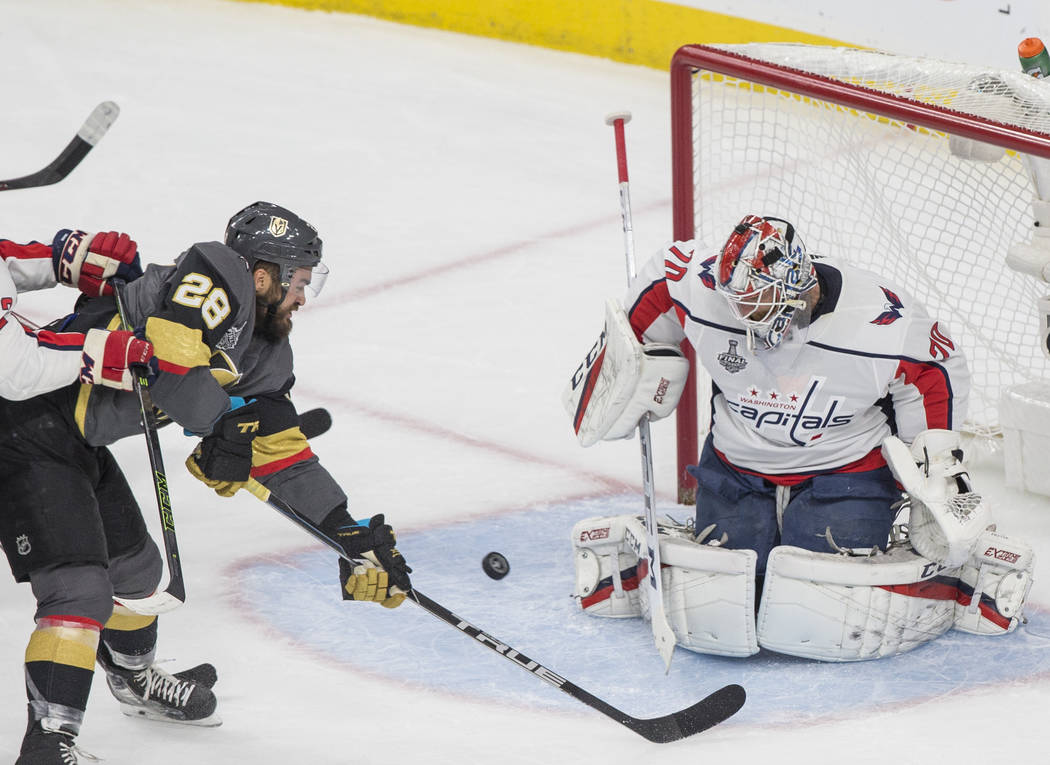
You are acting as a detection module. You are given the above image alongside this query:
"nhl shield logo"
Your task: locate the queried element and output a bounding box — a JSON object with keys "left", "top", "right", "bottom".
{"left": 15, "top": 534, "right": 31, "bottom": 556}
{"left": 268, "top": 216, "right": 288, "bottom": 237}
{"left": 717, "top": 339, "right": 747, "bottom": 373}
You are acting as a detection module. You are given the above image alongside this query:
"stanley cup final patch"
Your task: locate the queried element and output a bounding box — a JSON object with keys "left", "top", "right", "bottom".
{"left": 717, "top": 339, "right": 747, "bottom": 373}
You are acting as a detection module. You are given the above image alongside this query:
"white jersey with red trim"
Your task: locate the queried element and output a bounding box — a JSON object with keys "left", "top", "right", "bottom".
{"left": 625, "top": 241, "right": 970, "bottom": 476}
{"left": 0, "top": 240, "right": 83, "bottom": 401}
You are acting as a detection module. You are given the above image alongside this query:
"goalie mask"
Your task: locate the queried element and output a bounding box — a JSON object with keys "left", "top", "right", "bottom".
{"left": 225, "top": 201, "right": 329, "bottom": 300}
{"left": 715, "top": 215, "right": 817, "bottom": 351}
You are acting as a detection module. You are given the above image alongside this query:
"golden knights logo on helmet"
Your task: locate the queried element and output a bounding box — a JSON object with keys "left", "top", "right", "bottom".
{"left": 268, "top": 216, "right": 288, "bottom": 237}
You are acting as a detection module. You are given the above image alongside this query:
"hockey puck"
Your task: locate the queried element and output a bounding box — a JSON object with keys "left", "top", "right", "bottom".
{"left": 482, "top": 552, "right": 510, "bottom": 580}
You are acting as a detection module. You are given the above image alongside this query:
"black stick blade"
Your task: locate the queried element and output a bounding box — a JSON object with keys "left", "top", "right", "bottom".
{"left": 298, "top": 407, "right": 332, "bottom": 439}
{"left": 628, "top": 683, "right": 746, "bottom": 743}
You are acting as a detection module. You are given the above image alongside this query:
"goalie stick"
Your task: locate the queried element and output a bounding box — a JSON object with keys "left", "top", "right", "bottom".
{"left": 605, "top": 111, "right": 677, "bottom": 672}
{"left": 110, "top": 280, "right": 186, "bottom": 615}
{"left": 0, "top": 101, "right": 119, "bottom": 191}
{"left": 242, "top": 476, "right": 746, "bottom": 742}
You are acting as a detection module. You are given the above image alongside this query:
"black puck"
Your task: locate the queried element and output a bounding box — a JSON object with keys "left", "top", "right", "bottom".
{"left": 482, "top": 552, "right": 510, "bottom": 580}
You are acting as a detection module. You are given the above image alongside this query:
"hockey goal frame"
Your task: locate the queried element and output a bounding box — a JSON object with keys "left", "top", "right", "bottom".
{"left": 669, "top": 43, "right": 1050, "bottom": 504}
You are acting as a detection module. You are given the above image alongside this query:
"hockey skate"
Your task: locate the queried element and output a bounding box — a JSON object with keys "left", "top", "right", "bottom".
{"left": 16, "top": 722, "right": 94, "bottom": 765}
{"left": 96, "top": 643, "right": 220, "bottom": 727}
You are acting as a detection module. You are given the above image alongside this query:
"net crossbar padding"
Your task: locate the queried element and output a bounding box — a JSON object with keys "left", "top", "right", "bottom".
{"left": 669, "top": 43, "right": 1050, "bottom": 503}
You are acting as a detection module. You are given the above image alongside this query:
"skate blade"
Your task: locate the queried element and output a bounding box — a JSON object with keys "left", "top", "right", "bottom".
{"left": 118, "top": 702, "right": 223, "bottom": 727}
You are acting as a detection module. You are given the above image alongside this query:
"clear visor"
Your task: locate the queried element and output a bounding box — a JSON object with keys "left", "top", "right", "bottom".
{"left": 284, "top": 263, "right": 329, "bottom": 299}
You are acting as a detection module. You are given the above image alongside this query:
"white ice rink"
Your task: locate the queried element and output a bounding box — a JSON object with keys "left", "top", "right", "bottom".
{"left": 3, "top": 1, "right": 1050, "bottom": 762}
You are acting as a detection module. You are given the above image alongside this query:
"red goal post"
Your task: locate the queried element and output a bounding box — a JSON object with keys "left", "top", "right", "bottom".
{"left": 669, "top": 43, "right": 1050, "bottom": 504}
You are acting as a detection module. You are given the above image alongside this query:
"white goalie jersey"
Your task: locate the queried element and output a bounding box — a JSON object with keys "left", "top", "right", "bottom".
{"left": 626, "top": 241, "right": 971, "bottom": 476}
{"left": 0, "top": 240, "right": 83, "bottom": 401}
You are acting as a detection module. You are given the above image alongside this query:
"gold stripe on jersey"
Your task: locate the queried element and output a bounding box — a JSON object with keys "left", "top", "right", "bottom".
{"left": 25, "top": 623, "right": 100, "bottom": 671}
{"left": 209, "top": 349, "right": 242, "bottom": 387}
{"left": 251, "top": 426, "right": 311, "bottom": 473}
{"left": 104, "top": 605, "right": 158, "bottom": 632}
{"left": 145, "top": 316, "right": 211, "bottom": 370}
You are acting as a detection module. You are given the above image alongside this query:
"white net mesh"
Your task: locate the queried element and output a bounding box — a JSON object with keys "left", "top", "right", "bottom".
{"left": 689, "top": 43, "right": 1050, "bottom": 436}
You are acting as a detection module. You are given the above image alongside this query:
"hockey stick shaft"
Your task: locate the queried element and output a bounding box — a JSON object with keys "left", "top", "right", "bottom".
{"left": 0, "top": 101, "right": 119, "bottom": 191}
{"left": 111, "top": 281, "right": 186, "bottom": 613}
{"left": 605, "top": 111, "right": 677, "bottom": 672}
{"left": 242, "top": 476, "right": 744, "bottom": 742}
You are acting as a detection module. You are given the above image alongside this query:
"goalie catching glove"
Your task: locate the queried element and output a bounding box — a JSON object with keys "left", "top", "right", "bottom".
{"left": 563, "top": 299, "right": 690, "bottom": 446}
{"left": 883, "top": 429, "right": 992, "bottom": 567}
{"left": 323, "top": 512, "right": 412, "bottom": 608}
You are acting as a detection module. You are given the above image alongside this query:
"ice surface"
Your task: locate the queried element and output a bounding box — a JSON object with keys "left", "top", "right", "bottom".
{"left": 2, "top": 1, "right": 1050, "bottom": 763}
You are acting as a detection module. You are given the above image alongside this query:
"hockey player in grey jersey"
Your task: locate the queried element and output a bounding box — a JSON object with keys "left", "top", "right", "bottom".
{"left": 0, "top": 202, "right": 411, "bottom": 764}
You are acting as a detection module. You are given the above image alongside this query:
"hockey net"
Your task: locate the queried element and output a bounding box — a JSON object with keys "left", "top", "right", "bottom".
{"left": 670, "top": 43, "right": 1050, "bottom": 503}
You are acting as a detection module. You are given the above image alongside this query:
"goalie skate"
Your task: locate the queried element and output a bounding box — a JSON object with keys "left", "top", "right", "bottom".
{"left": 97, "top": 646, "right": 220, "bottom": 727}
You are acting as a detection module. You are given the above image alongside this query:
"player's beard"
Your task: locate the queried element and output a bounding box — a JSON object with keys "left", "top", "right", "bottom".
{"left": 254, "top": 283, "right": 294, "bottom": 342}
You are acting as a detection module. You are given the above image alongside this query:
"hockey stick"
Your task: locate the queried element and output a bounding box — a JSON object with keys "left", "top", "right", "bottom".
{"left": 0, "top": 101, "right": 119, "bottom": 191}
{"left": 605, "top": 111, "right": 677, "bottom": 672}
{"left": 242, "top": 477, "right": 745, "bottom": 742}
{"left": 110, "top": 280, "right": 186, "bottom": 614}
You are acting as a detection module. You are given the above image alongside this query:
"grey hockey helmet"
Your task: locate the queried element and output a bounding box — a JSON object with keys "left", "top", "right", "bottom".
{"left": 225, "top": 201, "right": 328, "bottom": 298}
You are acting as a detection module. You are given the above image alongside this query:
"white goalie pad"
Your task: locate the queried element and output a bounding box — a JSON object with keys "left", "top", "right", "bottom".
{"left": 757, "top": 544, "right": 959, "bottom": 662}
{"left": 954, "top": 530, "right": 1035, "bottom": 635}
{"left": 563, "top": 299, "right": 689, "bottom": 447}
{"left": 883, "top": 430, "right": 992, "bottom": 567}
{"left": 571, "top": 514, "right": 758, "bottom": 657}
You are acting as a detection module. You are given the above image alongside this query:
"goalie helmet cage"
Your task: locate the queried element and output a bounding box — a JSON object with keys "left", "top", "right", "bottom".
{"left": 669, "top": 43, "right": 1050, "bottom": 504}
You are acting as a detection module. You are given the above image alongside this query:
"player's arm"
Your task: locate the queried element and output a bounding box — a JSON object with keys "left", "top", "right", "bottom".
{"left": 184, "top": 383, "right": 411, "bottom": 606}
{"left": 886, "top": 314, "right": 971, "bottom": 444}
{"left": 1, "top": 229, "right": 143, "bottom": 296}
{"left": 624, "top": 241, "right": 698, "bottom": 345}
{"left": 0, "top": 263, "right": 151, "bottom": 399}
{"left": 144, "top": 243, "right": 253, "bottom": 434}
{"left": 562, "top": 243, "right": 695, "bottom": 447}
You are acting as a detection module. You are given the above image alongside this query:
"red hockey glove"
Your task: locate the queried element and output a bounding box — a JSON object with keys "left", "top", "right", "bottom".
{"left": 79, "top": 328, "right": 154, "bottom": 391}
{"left": 52, "top": 229, "right": 143, "bottom": 297}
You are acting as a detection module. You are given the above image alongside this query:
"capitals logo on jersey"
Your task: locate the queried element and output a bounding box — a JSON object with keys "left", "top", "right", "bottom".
{"left": 726, "top": 376, "right": 854, "bottom": 446}
{"left": 871, "top": 287, "right": 904, "bottom": 325}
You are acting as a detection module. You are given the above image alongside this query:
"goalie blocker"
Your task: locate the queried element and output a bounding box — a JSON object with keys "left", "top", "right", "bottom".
{"left": 572, "top": 514, "right": 1033, "bottom": 661}
{"left": 563, "top": 299, "right": 689, "bottom": 446}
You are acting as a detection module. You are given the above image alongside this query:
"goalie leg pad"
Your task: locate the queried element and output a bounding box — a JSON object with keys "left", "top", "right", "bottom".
{"left": 757, "top": 545, "right": 958, "bottom": 661}
{"left": 651, "top": 534, "right": 759, "bottom": 658}
{"left": 953, "top": 530, "right": 1034, "bottom": 635}
{"left": 572, "top": 514, "right": 759, "bottom": 656}
{"left": 571, "top": 515, "right": 643, "bottom": 618}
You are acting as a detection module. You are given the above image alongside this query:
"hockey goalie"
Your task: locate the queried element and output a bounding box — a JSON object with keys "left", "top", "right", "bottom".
{"left": 563, "top": 214, "right": 1034, "bottom": 661}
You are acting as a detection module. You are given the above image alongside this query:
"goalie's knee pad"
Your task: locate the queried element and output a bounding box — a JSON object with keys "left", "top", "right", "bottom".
{"left": 571, "top": 514, "right": 759, "bottom": 657}
{"left": 953, "top": 530, "right": 1034, "bottom": 635}
{"left": 757, "top": 544, "right": 958, "bottom": 661}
